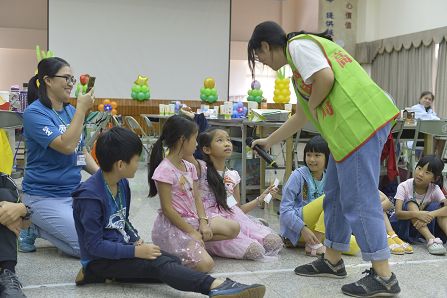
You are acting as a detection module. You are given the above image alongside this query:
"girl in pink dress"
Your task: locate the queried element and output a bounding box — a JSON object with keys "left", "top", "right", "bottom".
{"left": 197, "top": 127, "right": 283, "bottom": 260}
{"left": 148, "top": 116, "right": 240, "bottom": 273}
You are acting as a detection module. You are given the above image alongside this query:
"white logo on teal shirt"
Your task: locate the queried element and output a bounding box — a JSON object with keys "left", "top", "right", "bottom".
{"left": 42, "top": 126, "right": 53, "bottom": 136}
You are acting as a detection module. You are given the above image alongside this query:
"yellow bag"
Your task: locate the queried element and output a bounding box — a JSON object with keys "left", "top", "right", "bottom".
{"left": 0, "top": 129, "right": 13, "bottom": 175}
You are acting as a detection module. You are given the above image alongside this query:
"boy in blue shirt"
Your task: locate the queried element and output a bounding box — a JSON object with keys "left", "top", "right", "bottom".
{"left": 72, "top": 127, "right": 266, "bottom": 297}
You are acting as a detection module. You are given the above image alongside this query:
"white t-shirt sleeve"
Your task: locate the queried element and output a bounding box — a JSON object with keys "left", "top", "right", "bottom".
{"left": 431, "top": 185, "right": 445, "bottom": 203}
{"left": 288, "top": 39, "right": 330, "bottom": 85}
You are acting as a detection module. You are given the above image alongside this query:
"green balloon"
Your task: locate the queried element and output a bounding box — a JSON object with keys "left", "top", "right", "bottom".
{"left": 137, "top": 92, "right": 145, "bottom": 100}
{"left": 210, "top": 88, "right": 217, "bottom": 96}
{"left": 200, "top": 88, "right": 206, "bottom": 94}
{"left": 131, "top": 91, "right": 137, "bottom": 99}
{"left": 204, "top": 89, "right": 211, "bottom": 96}
{"left": 141, "top": 85, "right": 148, "bottom": 92}
{"left": 75, "top": 84, "right": 81, "bottom": 97}
{"left": 207, "top": 95, "right": 217, "bottom": 103}
{"left": 254, "top": 96, "right": 262, "bottom": 103}
{"left": 131, "top": 84, "right": 139, "bottom": 92}
{"left": 247, "top": 95, "right": 255, "bottom": 101}
{"left": 200, "top": 94, "right": 207, "bottom": 101}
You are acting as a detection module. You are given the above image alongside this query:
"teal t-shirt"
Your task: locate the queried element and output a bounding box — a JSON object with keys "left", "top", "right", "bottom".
{"left": 22, "top": 100, "right": 84, "bottom": 197}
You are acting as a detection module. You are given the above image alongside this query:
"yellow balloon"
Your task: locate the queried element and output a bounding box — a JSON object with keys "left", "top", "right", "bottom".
{"left": 204, "top": 77, "right": 215, "bottom": 88}
{"left": 103, "top": 99, "right": 111, "bottom": 105}
{"left": 135, "top": 75, "right": 149, "bottom": 86}
{"left": 277, "top": 95, "right": 285, "bottom": 102}
{"left": 281, "top": 88, "right": 290, "bottom": 96}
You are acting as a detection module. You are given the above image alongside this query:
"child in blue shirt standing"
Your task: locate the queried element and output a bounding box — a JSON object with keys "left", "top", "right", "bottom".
{"left": 72, "top": 127, "right": 266, "bottom": 297}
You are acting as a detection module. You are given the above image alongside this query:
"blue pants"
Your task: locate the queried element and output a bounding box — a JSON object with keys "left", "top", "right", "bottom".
{"left": 324, "top": 124, "right": 390, "bottom": 261}
{"left": 22, "top": 194, "right": 80, "bottom": 257}
{"left": 390, "top": 201, "right": 446, "bottom": 243}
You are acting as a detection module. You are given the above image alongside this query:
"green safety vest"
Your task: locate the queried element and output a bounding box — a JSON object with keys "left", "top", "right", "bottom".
{"left": 286, "top": 34, "right": 399, "bottom": 162}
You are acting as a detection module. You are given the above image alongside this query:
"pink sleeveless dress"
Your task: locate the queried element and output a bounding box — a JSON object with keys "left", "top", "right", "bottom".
{"left": 151, "top": 159, "right": 205, "bottom": 267}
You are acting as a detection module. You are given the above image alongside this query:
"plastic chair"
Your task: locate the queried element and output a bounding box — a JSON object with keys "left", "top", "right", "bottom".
{"left": 111, "top": 115, "right": 123, "bottom": 127}
{"left": 141, "top": 115, "right": 157, "bottom": 136}
{"left": 124, "top": 116, "right": 151, "bottom": 156}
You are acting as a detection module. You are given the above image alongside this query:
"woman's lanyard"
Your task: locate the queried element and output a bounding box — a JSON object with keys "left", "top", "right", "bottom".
{"left": 104, "top": 180, "right": 139, "bottom": 239}
{"left": 52, "top": 107, "right": 84, "bottom": 161}
{"left": 52, "top": 107, "right": 71, "bottom": 127}
{"left": 413, "top": 181, "right": 428, "bottom": 210}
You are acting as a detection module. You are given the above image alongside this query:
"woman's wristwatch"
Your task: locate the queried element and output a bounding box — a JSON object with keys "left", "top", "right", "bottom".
{"left": 22, "top": 204, "right": 33, "bottom": 220}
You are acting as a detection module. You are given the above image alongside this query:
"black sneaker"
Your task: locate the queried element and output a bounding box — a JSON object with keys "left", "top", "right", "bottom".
{"left": 341, "top": 268, "right": 400, "bottom": 297}
{"left": 75, "top": 268, "right": 105, "bottom": 286}
{"left": 209, "top": 278, "right": 266, "bottom": 297}
{"left": 0, "top": 269, "right": 26, "bottom": 298}
{"left": 294, "top": 255, "right": 347, "bottom": 278}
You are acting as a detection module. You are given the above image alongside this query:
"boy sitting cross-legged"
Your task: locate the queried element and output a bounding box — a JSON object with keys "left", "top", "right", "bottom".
{"left": 72, "top": 127, "right": 266, "bottom": 297}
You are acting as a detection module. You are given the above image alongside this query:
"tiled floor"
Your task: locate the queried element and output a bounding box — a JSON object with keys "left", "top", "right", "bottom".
{"left": 16, "top": 164, "right": 447, "bottom": 298}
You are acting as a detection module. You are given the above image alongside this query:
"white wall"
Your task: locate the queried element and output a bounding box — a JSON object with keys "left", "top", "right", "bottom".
{"left": 49, "top": 0, "right": 230, "bottom": 100}
{"left": 229, "top": 0, "right": 318, "bottom": 102}
{"left": 357, "top": 0, "right": 447, "bottom": 42}
{"left": 0, "top": 0, "right": 47, "bottom": 91}
{"left": 0, "top": 48, "right": 39, "bottom": 91}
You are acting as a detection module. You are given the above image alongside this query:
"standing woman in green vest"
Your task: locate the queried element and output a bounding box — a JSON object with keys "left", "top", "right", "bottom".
{"left": 248, "top": 21, "right": 401, "bottom": 297}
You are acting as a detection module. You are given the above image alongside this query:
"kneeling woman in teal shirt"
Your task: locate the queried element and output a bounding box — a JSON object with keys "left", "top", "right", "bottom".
{"left": 20, "top": 57, "right": 98, "bottom": 256}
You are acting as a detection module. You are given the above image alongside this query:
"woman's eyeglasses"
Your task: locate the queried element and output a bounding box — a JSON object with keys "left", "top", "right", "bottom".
{"left": 53, "top": 75, "right": 77, "bottom": 85}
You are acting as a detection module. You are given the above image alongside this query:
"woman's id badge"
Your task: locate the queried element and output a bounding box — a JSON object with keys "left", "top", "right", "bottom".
{"left": 76, "top": 153, "right": 86, "bottom": 166}
{"left": 226, "top": 195, "right": 238, "bottom": 208}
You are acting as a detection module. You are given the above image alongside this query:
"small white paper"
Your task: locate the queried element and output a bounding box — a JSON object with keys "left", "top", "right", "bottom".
{"left": 273, "top": 178, "right": 279, "bottom": 187}
{"left": 227, "top": 195, "right": 238, "bottom": 208}
{"left": 264, "top": 178, "right": 279, "bottom": 204}
{"left": 264, "top": 193, "right": 272, "bottom": 204}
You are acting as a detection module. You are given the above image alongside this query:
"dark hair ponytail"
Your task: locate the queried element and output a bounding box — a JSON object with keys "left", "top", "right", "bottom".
{"left": 27, "top": 75, "right": 39, "bottom": 105}
{"left": 286, "top": 29, "right": 333, "bottom": 41}
{"left": 248, "top": 21, "right": 333, "bottom": 78}
{"left": 148, "top": 115, "right": 198, "bottom": 197}
{"left": 29, "top": 57, "right": 70, "bottom": 109}
{"left": 198, "top": 128, "right": 231, "bottom": 212}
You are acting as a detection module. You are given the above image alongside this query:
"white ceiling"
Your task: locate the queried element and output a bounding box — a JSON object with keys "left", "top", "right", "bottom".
{"left": 0, "top": 0, "right": 47, "bottom": 30}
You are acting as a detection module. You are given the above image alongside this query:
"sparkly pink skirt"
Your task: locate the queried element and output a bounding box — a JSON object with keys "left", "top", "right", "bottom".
{"left": 204, "top": 205, "right": 282, "bottom": 260}
{"left": 151, "top": 212, "right": 206, "bottom": 268}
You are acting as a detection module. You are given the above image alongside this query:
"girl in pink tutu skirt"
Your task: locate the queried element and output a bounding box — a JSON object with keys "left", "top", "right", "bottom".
{"left": 196, "top": 127, "right": 283, "bottom": 261}
{"left": 148, "top": 116, "right": 240, "bottom": 273}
